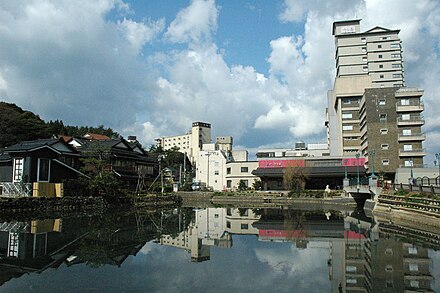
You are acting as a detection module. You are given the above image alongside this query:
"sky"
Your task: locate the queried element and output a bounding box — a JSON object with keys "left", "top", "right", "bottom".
{"left": 0, "top": 0, "right": 439, "bottom": 163}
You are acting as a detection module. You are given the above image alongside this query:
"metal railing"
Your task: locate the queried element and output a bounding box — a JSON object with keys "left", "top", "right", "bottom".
{"left": 0, "top": 182, "right": 32, "bottom": 197}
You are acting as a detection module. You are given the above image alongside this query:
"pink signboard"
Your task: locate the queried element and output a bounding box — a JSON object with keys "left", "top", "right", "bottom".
{"left": 341, "top": 158, "right": 366, "bottom": 166}
{"left": 259, "top": 159, "right": 305, "bottom": 169}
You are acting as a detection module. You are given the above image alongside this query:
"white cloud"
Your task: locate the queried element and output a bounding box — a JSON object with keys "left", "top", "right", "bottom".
{"left": 165, "top": 0, "right": 219, "bottom": 44}
{"left": 118, "top": 17, "right": 165, "bottom": 52}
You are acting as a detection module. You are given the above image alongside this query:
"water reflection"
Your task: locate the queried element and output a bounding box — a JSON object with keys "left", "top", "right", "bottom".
{"left": 0, "top": 207, "right": 438, "bottom": 292}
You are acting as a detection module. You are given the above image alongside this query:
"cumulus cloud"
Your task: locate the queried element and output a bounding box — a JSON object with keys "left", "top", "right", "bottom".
{"left": 0, "top": 0, "right": 439, "bottom": 159}
{"left": 0, "top": 0, "right": 159, "bottom": 133}
{"left": 118, "top": 17, "right": 165, "bottom": 52}
{"left": 165, "top": 0, "right": 219, "bottom": 44}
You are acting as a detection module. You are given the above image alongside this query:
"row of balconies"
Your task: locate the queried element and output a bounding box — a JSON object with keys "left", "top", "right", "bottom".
{"left": 396, "top": 101, "right": 424, "bottom": 112}
{"left": 399, "top": 148, "right": 427, "bottom": 157}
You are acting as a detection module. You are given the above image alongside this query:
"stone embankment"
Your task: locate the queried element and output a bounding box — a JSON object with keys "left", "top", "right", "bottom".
{"left": 373, "top": 194, "right": 440, "bottom": 232}
{"left": 177, "top": 191, "right": 357, "bottom": 209}
{"left": 0, "top": 194, "right": 182, "bottom": 220}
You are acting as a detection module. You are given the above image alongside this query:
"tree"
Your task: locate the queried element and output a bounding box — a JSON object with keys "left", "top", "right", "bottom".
{"left": 283, "top": 165, "right": 307, "bottom": 191}
{"left": 238, "top": 180, "right": 248, "bottom": 191}
{"left": 0, "top": 102, "right": 51, "bottom": 147}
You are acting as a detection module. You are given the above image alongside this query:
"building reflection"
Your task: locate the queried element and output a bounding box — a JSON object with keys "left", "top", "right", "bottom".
{"left": 159, "top": 207, "right": 436, "bottom": 292}
{"left": 0, "top": 219, "right": 75, "bottom": 285}
{"left": 0, "top": 207, "right": 436, "bottom": 292}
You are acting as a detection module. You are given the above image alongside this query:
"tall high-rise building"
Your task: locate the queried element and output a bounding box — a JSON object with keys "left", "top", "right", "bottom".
{"left": 326, "top": 20, "right": 425, "bottom": 177}
{"left": 333, "top": 19, "right": 404, "bottom": 88}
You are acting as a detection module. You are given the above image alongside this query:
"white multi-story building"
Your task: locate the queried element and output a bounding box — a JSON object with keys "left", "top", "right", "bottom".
{"left": 195, "top": 142, "right": 258, "bottom": 191}
{"left": 155, "top": 122, "right": 212, "bottom": 164}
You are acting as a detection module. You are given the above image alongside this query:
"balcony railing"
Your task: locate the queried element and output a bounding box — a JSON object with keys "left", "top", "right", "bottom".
{"left": 0, "top": 182, "right": 32, "bottom": 197}
{"left": 396, "top": 101, "right": 424, "bottom": 112}
{"left": 398, "top": 133, "right": 426, "bottom": 141}
{"left": 397, "top": 117, "right": 425, "bottom": 125}
{"left": 398, "top": 148, "right": 427, "bottom": 157}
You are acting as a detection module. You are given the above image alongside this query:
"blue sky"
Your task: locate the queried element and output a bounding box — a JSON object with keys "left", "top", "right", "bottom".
{"left": 0, "top": 0, "right": 439, "bottom": 163}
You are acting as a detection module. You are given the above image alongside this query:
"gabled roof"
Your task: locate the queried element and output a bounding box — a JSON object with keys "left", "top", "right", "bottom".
{"left": 83, "top": 133, "right": 111, "bottom": 140}
{"left": 364, "top": 26, "right": 400, "bottom": 34}
{"left": 4, "top": 138, "right": 78, "bottom": 155}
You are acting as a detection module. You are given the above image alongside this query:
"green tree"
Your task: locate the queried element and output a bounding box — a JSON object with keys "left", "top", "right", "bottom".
{"left": 0, "top": 102, "right": 51, "bottom": 147}
{"left": 238, "top": 180, "right": 248, "bottom": 191}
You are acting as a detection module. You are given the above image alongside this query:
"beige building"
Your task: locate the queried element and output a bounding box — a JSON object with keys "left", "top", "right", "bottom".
{"left": 155, "top": 122, "right": 212, "bottom": 164}
{"left": 326, "top": 20, "right": 425, "bottom": 177}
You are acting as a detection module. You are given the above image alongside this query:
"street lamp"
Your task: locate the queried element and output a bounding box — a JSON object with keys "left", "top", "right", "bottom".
{"left": 436, "top": 153, "right": 440, "bottom": 185}
{"left": 158, "top": 154, "right": 165, "bottom": 194}
{"left": 356, "top": 153, "right": 360, "bottom": 192}
{"left": 369, "top": 149, "right": 376, "bottom": 177}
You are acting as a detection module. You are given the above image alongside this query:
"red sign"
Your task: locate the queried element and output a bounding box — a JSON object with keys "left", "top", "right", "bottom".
{"left": 259, "top": 159, "right": 305, "bottom": 169}
{"left": 341, "top": 158, "right": 365, "bottom": 166}
{"left": 259, "top": 229, "right": 306, "bottom": 238}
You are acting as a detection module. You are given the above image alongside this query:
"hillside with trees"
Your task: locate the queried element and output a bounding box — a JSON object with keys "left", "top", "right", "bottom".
{"left": 0, "top": 102, "right": 119, "bottom": 148}
{"left": 0, "top": 102, "right": 51, "bottom": 148}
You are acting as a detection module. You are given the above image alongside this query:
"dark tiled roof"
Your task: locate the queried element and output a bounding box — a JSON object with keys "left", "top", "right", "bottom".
{"left": 4, "top": 138, "right": 62, "bottom": 152}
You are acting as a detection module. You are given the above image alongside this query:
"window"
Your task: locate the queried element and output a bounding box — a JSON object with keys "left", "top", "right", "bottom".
{"left": 381, "top": 36, "right": 389, "bottom": 40}
{"left": 385, "top": 265, "right": 393, "bottom": 272}
{"left": 382, "top": 159, "right": 389, "bottom": 165}
{"left": 241, "top": 223, "right": 249, "bottom": 230}
{"left": 342, "top": 113, "right": 353, "bottom": 119}
{"left": 380, "top": 74, "right": 384, "bottom": 78}
{"left": 378, "top": 54, "right": 383, "bottom": 59}
{"left": 392, "top": 63, "right": 401, "bottom": 68}
{"left": 391, "top": 53, "right": 401, "bottom": 58}
{"left": 227, "top": 180, "right": 232, "bottom": 188}
{"left": 385, "top": 248, "right": 393, "bottom": 256}
{"left": 13, "top": 158, "right": 24, "bottom": 183}
{"left": 390, "top": 43, "right": 399, "bottom": 48}
{"left": 378, "top": 44, "right": 382, "bottom": 48}
{"left": 343, "top": 125, "right": 353, "bottom": 131}
{"left": 342, "top": 98, "right": 351, "bottom": 104}
{"left": 404, "top": 160, "right": 413, "bottom": 167}
{"left": 408, "top": 247, "right": 418, "bottom": 255}
{"left": 410, "top": 280, "right": 419, "bottom": 288}
{"left": 403, "top": 129, "right": 411, "bottom": 136}
{"left": 381, "top": 144, "right": 389, "bottom": 150}
{"left": 214, "top": 170, "right": 219, "bottom": 175}
{"left": 379, "top": 64, "right": 383, "bottom": 69}
{"left": 346, "top": 279, "right": 357, "bottom": 284}
{"left": 400, "top": 99, "right": 410, "bottom": 105}
{"left": 346, "top": 266, "right": 357, "bottom": 273}
{"left": 393, "top": 73, "right": 402, "bottom": 78}
{"left": 227, "top": 167, "right": 231, "bottom": 174}
{"left": 227, "top": 208, "right": 232, "bottom": 216}
{"left": 361, "top": 37, "right": 366, "bottom": 42}
{"left": 404, "top": 144, "right": 413, "bottom": 151}
{"left": 226, "top": 221, "right": 231, "bottom": 228}
{"left": 409, "top": 263, "right": 419, "bottom": 272}
{"left": 214, "top": 214, "right": 219, "bottom": 218}
{"left": 37, "top": 158, "right": 50, "bottom": 182}
{"left": 379, "top": 113, "right": 387, "bottom": 122}
{"left": 379, "top": 99, "right": 386, "bottom": 105}
{"left": 362, "top": 57, "right": 367, "bottom": 62}
{"left": 241, "top": 167, "right": 248, "bottom": 173}
{"left": 361, "top": 47, "right": 366, "bottom": 52}
{"left": 402, "top": 114, "right": 410, "bottom": 120}
{"left": 363, "top": 66, "right": 368, "bottom": 72}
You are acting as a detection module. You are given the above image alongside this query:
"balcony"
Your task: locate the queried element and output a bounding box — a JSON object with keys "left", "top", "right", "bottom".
{"left": 398, "top": 133, "right": 426, "bottom": 141}
{"left": 396, "top": 101, "right": 424, "bottom": 112}
{"left": 399, "top": 148, "right": 427, "bottom": 157}
{"left": 397, "top": 116, "right": 425, "bottom": 126}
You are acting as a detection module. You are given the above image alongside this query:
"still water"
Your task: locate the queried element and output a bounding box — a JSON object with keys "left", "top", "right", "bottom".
{"left": 0, "top": 206, "right": 439, "bottom": 293}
